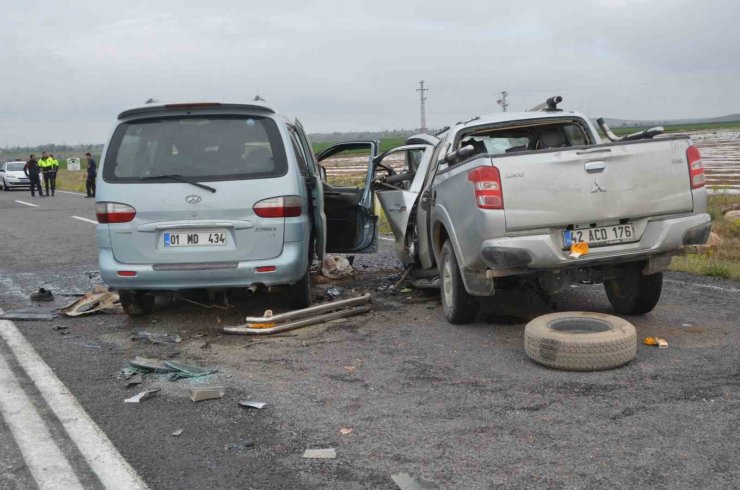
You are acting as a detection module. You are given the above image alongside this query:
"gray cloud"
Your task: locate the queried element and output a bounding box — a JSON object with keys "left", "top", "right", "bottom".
{"left": 0, "top": 0, "right": 737, "bottom": 145}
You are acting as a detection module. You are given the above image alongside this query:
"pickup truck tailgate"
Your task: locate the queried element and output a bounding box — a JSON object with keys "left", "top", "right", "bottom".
{"left": 498, "top": 137, "right": 694, "bottom": 231}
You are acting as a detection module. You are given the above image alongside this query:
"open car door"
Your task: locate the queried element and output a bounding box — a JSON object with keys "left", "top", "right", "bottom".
{"left": 315, "top": 141, "right": 379, "bottom": 253}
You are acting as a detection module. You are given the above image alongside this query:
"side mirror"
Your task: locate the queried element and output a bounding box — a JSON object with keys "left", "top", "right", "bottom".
{"left": 444, "top": 144, "right": 475, "bottom": 164}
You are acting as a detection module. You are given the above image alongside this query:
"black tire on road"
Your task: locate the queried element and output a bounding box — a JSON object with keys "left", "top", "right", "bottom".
{"left": 605, "top": 262, "right": 663, "bottom": 315}
{"left": 524, "top": 312, "right": 637, "bottom": 371}
{"left": 440, "top": 239, "right": 479, "bottom": 324}
{"left": 119, "top": 290, "right": 155, "bottom": 316}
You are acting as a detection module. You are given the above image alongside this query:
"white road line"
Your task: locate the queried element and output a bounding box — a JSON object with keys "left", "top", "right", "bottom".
{"left": 71, "top": 216, "right": 98, "bottom": 225}
{"left": 55, "top": 190, "right": 86, "bottom": 196}
{"left": 664, "top": 278, "right": 740, "bottom": 294}
{"left": 0, "top": 336, "right": 84, "bottom": 489}
{"left": 15, "top": 200, "right": 38, "bottom": 207}
{"left": 0, "top": 310, "right": 148, "bottom": 490}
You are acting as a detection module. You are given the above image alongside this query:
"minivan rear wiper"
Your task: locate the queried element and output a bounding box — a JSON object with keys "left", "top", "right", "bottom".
{"left": 141, "top": 174, "right": 217, "bottom": 193}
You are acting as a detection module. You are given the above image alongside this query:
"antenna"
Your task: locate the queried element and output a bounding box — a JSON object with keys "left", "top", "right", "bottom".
{"left": 417, "top": 80, "right": 429, "bottom": 132}
{"left": 496, "top": 91, "right": 509, "bottom": 112}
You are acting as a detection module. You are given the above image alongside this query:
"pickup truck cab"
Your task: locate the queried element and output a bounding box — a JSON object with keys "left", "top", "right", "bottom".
{"left": 373, "top": 105, "right": 711, "bottom": 323}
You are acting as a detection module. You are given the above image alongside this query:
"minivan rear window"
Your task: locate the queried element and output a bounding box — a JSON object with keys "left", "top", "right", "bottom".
{"left": 103, "top": 115, "right": 288, "bottom": 182}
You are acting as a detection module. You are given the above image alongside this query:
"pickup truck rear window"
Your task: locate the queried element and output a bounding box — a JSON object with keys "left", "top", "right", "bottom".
{"left": 103, "top": 115, "right": 288, "bottom": 182}
{"left": 459, "top": 119, "right": 592, "bottom": 156}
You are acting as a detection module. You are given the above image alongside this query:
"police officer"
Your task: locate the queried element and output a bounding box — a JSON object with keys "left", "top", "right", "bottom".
{"left": 84, "top": 152, "right": 96, "bottom": 198}
{"left": 38, "top": 151, "right": 56, "bottom": 196}
{"left": 49, "top": 153, "right": 59, "bottom": 194}
{"left": 23, "top": 154, "right": 44, "bottom": 197}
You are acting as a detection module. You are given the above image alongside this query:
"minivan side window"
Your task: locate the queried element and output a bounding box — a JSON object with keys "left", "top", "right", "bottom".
{"left": 103, "top": 115, "right": 288, "bottom": 182}
{"left": 288, "top": 130, "right": 309, "bottom": 177}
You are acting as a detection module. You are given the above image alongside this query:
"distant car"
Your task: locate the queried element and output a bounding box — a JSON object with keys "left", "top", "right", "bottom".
{"left": 0, "top": 161, "right": 31, "bottom": 190}
{"left": 97, "top": 101, "right": 380, "bottom": 315}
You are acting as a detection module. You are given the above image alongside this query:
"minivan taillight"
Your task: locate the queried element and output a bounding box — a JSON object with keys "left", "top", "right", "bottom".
{"left": 253, "top": 196, "right": 302, "bottom": 218}
{"left": 686, "top": 145, "right": 705, "bottom": 189}
{"left": 467, "top": 166, "right": 503, "bottom": 209}
{"left": 96, "top": 202, "right": 137, "bottom": 223}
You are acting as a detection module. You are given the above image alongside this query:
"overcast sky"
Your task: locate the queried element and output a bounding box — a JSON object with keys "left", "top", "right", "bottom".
{"left": 0, "top": 0, "right": 737, "bottom": 146}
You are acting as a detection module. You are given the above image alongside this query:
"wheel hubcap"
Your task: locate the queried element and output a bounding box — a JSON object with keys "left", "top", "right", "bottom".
{"left": 442, "top": 257, "right": 453, "bottom": 307}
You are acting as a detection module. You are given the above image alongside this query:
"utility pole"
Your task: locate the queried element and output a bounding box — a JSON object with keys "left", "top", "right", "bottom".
{"left": 497, "top": 90, "right": 509, "bottom": 112}
{"left": 417, "top": 80, "right": 429, "bottom": 132}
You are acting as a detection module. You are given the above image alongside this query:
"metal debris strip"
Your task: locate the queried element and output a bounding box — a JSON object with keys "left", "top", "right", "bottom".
{"left": 171, "top": 429, "right": 184, "bottom": 437}
{"left": 223, "top": 293, "right": 372, "bottom": 336}
{"left": 123, "top": 357, "right": 217, "bottom": 381}
{"left": 391, "top": 473, "right": 440, "bottom": 490}
{"left": 302, "top": 448, "right": 336, "bottom": 459}
{"left": 124, "top": 389, "right": 160, "bottom": 403}
{"left": 132, "top": 331, "right": 182, "bottom": 344}
{"left": 58, "top": 286, "right": 123, "bottom": 316}
{"left": 238, "top": 400, "right": 267, "bottom": 409}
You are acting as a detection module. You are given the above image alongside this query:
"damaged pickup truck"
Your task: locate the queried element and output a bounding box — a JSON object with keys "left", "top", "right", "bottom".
{"left": 372, "top": 97, "right": 711, "bottom": 323}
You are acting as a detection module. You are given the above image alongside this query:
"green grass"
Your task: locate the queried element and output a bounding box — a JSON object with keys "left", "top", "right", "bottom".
{"left": 311, "top": 137, "right": 406, "bottom": 155}
{"left": 611, "top": 120, "right": 740, "bottom": 136}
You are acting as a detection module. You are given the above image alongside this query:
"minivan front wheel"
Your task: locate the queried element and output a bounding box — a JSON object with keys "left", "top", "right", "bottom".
{"left": 119, "top": 290, "right": 155, "bottom": 316}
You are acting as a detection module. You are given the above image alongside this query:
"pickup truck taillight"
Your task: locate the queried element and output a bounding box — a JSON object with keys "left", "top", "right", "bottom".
{"left": 686, "top": 145, "right": 705, "bottom": 189}
{"left": 468, "top": 166, "right": 503, "bottom": 209}
{"left": 95, "top": 202, "right": 136, "bottom": 223}
{"left": 253, "top": 196, "right": 302, "bottom": 218}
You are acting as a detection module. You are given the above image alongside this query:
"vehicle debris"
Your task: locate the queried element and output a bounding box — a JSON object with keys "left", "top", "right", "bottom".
{"left": 223, "top": 293, "right": 372, "bottom": 335}
{"left": 339, "top": 427, "right": 353, "bottom": 435}
{"left": 30, "top": 288, "right": 54, "bottom": 302}
{"left": 225, "top": 439, "right": 255, "bottom": 451}
{"left": 123, "top": 357, "right": 217, "bottom": 381}
{"left": 124, "top": 389, "right": 160, "bottom": 403}
{"left": 58, "top": 286, "right": 122, "bottom": 316}
{"left": 325, "top": 286, "right": 344, "bottom": 299}
{"left": 82, "top": 344, "right": 101, "bottom": 349}
{"left": 171, "top": 429, "right": 184, "bottom": 437}
{"left": 189, "top": 387, "right": 225, "bottom": 402}
{"left": 569, "top": 241, "right": 590, "bottom": 259}
{"left": 238, "top": 400, "right": 267, "bottom": 409}
{"left": 391, "top": 472, "right": 440, "bottom": 489}
{"left": 321, "top": 255, "right": 353, "bottom": 279}
{"left": 643, "top": 337, "right": 669, "bottom": 348}
{"left": 52, "top": 325, "right": 68, "bottom": 330}
{"left": 302, "top": 448, "right": 336, "bottom": 459}
{"left": 132, "top": 331, "right": 182, "bottom": 344}
{"left": 0, "top": 310, "right": 55, "bottom": 321}
{"left": 125, "top": 374, "right": 143, "bottom": 387}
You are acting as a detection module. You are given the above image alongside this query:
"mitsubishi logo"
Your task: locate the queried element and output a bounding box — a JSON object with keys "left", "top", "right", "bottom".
{"left": 591, "top": 180, "right": 607, "bottom": 193}
{"left": 185, "top": 194, "right": 202, "bottom": 204}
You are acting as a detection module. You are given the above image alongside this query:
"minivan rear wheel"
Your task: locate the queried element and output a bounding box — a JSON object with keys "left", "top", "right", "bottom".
{"left": 119, "top": 290, "right": 155, "bottom": 316}
{"left": 287, "top": 271, "right": 311, "bottom": 309}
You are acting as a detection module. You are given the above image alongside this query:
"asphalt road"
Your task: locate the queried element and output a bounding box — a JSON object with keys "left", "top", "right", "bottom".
{"left": 0, "top": 188, "right": 738, "bottom": 489}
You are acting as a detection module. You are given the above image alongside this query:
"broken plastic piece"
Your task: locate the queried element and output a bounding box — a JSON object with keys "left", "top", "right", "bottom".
{"left": 125, "top": 374, "right": 143, "bottom": 387}
{"left": 59, "top": 286, "right": 122, "bottom": 316}
{"left": 171, "top": 429, "right": 184, "bottom": 437}
{"left": 30, "top": 288, "right": 54, "bottom": 302}
{"left": 391, "top": 472, "right": 440, "bottom": 490}
{"left": 129, "top": 356, "right": 173, "bottom": 372}
{"left": 643, "top": 336, "right": 668, "bottom": 348}
{"left": 164, "top": 360, "right": 217, "bottom": 381}
{"left": 302, "top": 448, "right": 336, "bottom": 459}
{"left": 326, "top": 286, "right": 344, "bottom": 299}
{"left": 133, "top": 331, "right": 182, "bottom": 344}
{"left": 238, "top": 400, "right": 267, "bottom": 409}
{"left": 52, "top": 325, "right": 68, "bottom": 330}
{"left": 189, "top": 387, "right": 225, "bottom": 402}
{"left": 124, "top": 389, "right": 160, "bottom": 403}
{"left": 569, "top": 241, "right": 590, "bottom": 259}
{"left": 339, "top": 427, "right": 353, "bottom": 435}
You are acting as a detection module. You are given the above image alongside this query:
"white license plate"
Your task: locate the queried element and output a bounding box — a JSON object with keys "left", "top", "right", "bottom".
{"left": 563, "top": 224, "right": 636, "bottom": 248}
{"left": 163, "top": 230, "right": 227, "bottom": 247}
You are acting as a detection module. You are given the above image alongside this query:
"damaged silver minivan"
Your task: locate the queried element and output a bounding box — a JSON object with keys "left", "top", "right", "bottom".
{"left": 96, "top": 101, "right": 378, "bottom": 315}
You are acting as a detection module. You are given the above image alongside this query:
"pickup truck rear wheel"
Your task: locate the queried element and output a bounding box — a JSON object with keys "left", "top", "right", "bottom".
{"left": 604, "top": 263, "right": 663, "bottom": 315}
{"left": 440, "top": 240, "right": 479, "bottom": 324}
{"left": 119, "top": 290, "right": 155, "bottom": 316}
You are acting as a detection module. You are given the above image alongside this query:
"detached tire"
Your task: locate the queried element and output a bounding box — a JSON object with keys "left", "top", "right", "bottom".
{"left": 440, "top": 240, "right": 479, "bottom": 324}
{"left": 119, "top": 290, "right": 155, "bottom": 316}
{"left": 524, "top": 312, "right": 636, "bottom": 371}
{"left": 605, "top": 263, "right": 663, "bottom": 315}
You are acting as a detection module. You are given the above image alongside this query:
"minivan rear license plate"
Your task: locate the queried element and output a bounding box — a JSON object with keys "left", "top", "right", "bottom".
{"left": 562, "top": 224, "right": 636, "bottom": 248}
{"left": 164, "top": 230, "right": 227, "bottom": 247}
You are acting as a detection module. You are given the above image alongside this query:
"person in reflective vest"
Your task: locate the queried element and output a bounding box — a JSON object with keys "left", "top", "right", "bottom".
{"left": 38, "top": 151, "right": 57, "bottom": 196}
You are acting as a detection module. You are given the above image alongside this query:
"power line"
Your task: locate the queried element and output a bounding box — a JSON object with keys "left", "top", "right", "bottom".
{"left": 417, "top": 80, "right": 429, "bottom": 132}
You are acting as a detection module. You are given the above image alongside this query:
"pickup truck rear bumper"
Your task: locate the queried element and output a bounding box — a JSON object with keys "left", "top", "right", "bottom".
{"left": 481, "top": 213, "right": 711, "bottom": 271}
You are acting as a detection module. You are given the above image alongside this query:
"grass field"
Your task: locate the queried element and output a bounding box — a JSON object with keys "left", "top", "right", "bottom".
{"left": 612, "top": 120, "right": 740, "bottom": 136}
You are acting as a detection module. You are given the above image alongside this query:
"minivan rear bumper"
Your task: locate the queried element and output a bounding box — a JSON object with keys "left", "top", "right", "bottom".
{"left": 99, "top": 241, "right": 308, "bottom": 290}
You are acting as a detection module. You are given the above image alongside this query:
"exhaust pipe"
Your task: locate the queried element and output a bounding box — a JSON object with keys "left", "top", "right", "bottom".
{"left": 597, "top": 118, "right": 621, "bottom": 142}
{"left": 597, "top": 118, "right": 664, "bottom": 142}
{"left": 529, "top": 95, "right": 563, "bottom": 112}
{"left": 246, "top": 285, "right": 259, "bottom": 296}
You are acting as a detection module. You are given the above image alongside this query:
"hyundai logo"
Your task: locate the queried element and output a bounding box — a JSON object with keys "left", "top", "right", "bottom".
{"left": 185, "top": 194, "right": 202, "bottom": 204}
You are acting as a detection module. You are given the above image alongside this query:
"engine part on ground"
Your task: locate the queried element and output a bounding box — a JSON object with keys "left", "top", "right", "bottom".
{"left": 524, "top": 311, "right": 637, "bottom": 371}
{"left": 223, "top": 293, "right": 372, "bottom": 335}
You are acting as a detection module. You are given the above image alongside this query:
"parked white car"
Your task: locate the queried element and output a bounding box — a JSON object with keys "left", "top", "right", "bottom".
{"left": 0, "top": 161, "right": 31, "bottom": 190}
